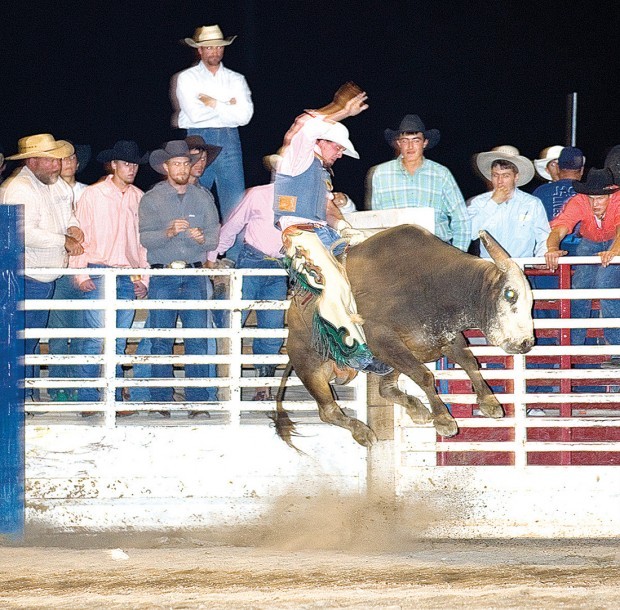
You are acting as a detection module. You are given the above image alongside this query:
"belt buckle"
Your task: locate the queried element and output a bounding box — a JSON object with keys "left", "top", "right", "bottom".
{"left": 170, "top": 260, "right": 187, "bottom": 269}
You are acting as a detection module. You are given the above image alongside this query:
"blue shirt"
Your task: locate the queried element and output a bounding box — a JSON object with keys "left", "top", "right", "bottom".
{"left": 468, "top": 188, "right": 550, "bottom": 258}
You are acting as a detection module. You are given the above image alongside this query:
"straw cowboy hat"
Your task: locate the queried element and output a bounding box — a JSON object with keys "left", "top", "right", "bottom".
{"left": 572, "top": 168, "right": 620, "bottom": 196}
{"left": 476, "top": 145, "right": 535, "bottom": 187}
{"left": 96, "top": 140, "right": 149, "bottom": 165}
{"left": 149, "top": 140, "right": 202, "bottom": 175}
{"left": 184, "top": 25, "right": 236, "bottom": 48}
{"left": 534, "top": 145, "right": 563, "bottom": 181}
{"left": 7, "top": 133, "right": 74, "bottom": 160}
{"left": 384, "top": 114, "right": 441, "bottom": 150}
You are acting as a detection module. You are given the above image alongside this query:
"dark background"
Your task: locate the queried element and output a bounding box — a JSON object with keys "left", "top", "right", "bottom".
{"left": 2, "top": 1, "right": 618, "bottom": 206}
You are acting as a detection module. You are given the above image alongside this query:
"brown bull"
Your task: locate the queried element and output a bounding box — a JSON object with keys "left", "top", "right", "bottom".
{"left": 274, "top": 224, "right": 534, "bottom": 447}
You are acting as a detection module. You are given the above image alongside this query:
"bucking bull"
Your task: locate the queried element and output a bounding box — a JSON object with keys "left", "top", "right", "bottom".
{"left": 273, "top": 224, "right": 534, "bottom": 447}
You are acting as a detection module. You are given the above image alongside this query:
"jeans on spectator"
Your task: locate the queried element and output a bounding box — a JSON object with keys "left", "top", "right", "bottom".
{"left": 148, "top": 273, "right": 217, "bottom": 402}
{"left": 237, "top": 243, "right": 288, "bottom": 369}
{"left": 24, "top": 277, "right": 55, "bottom": 400}
{"left": 75, "top": 269, "right": 137, "bottom": 401}
{"left": 187, "top": 126, "right": 245, "bottom": 262}
{"left": 571, "top": 238, "right": 620, "bottom": 347}
{"left": 47, "top": 275, "right": 85, "bottom": 398}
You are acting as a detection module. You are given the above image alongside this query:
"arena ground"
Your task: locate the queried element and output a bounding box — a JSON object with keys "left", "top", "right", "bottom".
{"left": 2, "top": 494, "right": 620, "bottom": 608}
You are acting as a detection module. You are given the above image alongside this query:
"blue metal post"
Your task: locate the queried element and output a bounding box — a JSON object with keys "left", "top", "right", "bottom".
{"left": 0, "top": 204, "right": 25, "bottom": 539}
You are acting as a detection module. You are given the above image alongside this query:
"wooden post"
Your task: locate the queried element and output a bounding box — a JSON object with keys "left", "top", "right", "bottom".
{"left": 366, "top": 375, "right": 395, "bottom": 500}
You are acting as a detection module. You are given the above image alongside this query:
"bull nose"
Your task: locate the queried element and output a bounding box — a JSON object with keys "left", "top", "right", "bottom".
{"left": 519, "top": 337, "right": 535, "bottom": 353}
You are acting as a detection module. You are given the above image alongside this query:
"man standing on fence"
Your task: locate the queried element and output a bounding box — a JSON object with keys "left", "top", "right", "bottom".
{"left": 0, "top": 134, "right": 84, "bottom": 402}
{"left": 545, "top": 168, "right": 620, "bottom": 368}
{"left": 139, "top": 140, "right": 220, "bottom": 407}
{"left": 174, "top": 24, "right": 253, "bottom": 261}
{"left": 69, "top": 140, "right": 150, "bottom": 404}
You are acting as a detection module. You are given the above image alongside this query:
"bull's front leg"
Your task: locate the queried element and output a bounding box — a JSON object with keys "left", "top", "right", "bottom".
{"left": 441, "top": 333, "right": 504, "bottom": 419}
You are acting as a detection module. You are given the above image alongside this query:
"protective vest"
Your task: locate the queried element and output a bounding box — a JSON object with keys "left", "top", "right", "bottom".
{"left": 273, "top": 157, "right": 331, "bottom": 225}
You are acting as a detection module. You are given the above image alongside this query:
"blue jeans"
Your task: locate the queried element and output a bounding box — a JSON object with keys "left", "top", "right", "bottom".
{"left": 571, "top": 238, "right": 620, "bottom": 347}
{"left": 187, "top": 127, "right": 245, "bottom": 262}
{"left": 147, "top": 273, "right": 217, "bottom": 402}
{"left": 75, "top": 269, "right": 137, "bottom": 401}
{"left": 237, "top": 243, "right": 288, "bottom": 370}
{"left": 47, "top": 275, "right": 85, "bottom": 398}
{"left": 314, "top": 225, "right": 347, "bottom": 257}
{"left": 24, "top": 277, "right": 55, "bottom": 400}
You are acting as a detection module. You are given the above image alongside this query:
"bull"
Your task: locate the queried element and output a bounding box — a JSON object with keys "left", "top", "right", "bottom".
{"left": 274, "top": 224, "right": 534, "bottom": 447}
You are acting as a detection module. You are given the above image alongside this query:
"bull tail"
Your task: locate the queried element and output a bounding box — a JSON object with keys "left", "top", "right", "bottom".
{"left": 268, "top": 361, "right": 306, "bottom": 454}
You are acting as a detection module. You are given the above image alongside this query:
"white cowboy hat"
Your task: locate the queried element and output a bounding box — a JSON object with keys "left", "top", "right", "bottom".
{"left": 476, "top": 145, "right": 535, "bottom": 187}
{"left": 184, "top": 25, "right": 236, "bottom": 48}
{"left": 7, "top": 133, "right": 74, "bottom": 160}
{"left": 319, "top": 122, "right": 359, "bottom": 159}
{"left": 534, "top": 145, "right": 564, "bottom": 181}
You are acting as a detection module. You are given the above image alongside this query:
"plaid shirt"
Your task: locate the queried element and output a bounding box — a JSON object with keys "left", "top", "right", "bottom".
{"left": 370, "top": 157, "right": 470, "bottom": 250}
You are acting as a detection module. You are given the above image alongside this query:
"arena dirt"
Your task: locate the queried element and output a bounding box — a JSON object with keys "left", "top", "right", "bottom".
{"left": 3, "top": 492, "right": 620, "bottom": 608}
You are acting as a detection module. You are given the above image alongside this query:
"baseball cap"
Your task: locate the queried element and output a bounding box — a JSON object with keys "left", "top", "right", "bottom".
{"left": 558, "top": 146, "right": 585, "bottom": 170}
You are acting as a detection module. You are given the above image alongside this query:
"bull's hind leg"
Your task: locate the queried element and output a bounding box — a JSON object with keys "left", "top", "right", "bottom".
{"left": 441, "top": 333, "right": 504, "bottom": 419}
{"left": 378, "top": 369, "right": 433, "bottom": 425}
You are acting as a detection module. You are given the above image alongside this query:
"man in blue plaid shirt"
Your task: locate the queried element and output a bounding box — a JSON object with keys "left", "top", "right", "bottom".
{"left": 368, "top": 114, "right": 470, "bottom": 251}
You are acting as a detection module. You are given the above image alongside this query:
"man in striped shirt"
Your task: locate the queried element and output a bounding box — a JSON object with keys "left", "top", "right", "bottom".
{"left": 368, "top": 114, "right": 470, "bottom": 251}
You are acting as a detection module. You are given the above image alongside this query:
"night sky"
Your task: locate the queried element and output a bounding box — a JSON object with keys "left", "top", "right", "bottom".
{"left": 2, "top": 1, "right": 619, "bottom": 206}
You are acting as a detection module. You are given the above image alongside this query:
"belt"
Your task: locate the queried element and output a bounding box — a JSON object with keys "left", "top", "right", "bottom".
{"left": 150, "top": 261, "right": 203, "bottom": 269}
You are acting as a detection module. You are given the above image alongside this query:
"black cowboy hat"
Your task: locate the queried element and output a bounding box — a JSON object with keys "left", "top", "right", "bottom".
{"left": 604, "top": 145, "right": 620, "bottom": 184}
{"left": 184, "top": 135, "right": 222, "bottom": 169}
{"left": 572, "top": 167, "right": 620, "bottom": 196}
{"left": 149, "top": 140, "right": 202, "bottom": 175}
{"left": 73, "top": 144, "right": 91, "bottom": 174}
{"left": 384, "top": 114, "right": 441, "bottom": 150}
{"left": 96, "top": 140, "right": 149, "bottom": 165}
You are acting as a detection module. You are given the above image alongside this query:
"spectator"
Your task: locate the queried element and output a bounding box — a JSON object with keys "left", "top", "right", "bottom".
{"left": 545, "top": 168, "right": 620, "bottom": 367}
{"left": 604, "top": 145, "right": 620, "bottom": 184}
{"left": 469, "top": 145, "right": 549, "bottom": 258}
{"left": 533, "top": 146, "right": 585, "bottom": 256}
{"left": 0, "top": 134, "right": 84, "bottom": 402}
{"left": 368, "top": 114, "right": 470, "bottom": 251}
{"left": 139, "top": 140, "right": 220, "bottom": 408}
{"left": 173, "top": 24, "right": 253, "bottom": 261}
{"left": 48, "top": 143, "right": 93, "bottom": 400}
{"left": 69, "top": 140, "right": 149, "bottom": 404}
{"left": 534, "top": 145, "right": 564, "bottom": 183}
{"left": 273, "top": 83, "right": 391, "bottom": 375}
{"left": 207, "top": 182, "right": 288, "bottom": 401}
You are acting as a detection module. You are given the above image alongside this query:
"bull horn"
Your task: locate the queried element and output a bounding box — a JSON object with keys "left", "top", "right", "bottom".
{"left": 479, "top": 230, "right": 510, "bottom": 271}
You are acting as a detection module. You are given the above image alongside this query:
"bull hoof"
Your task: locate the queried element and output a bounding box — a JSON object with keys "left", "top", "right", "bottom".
{"left": 351, "top": 422, "right": 378, "bottom": 447}
{"left": 479, "top": 396, "right": 504, "bottom": 419}
{"left": 433, "top": 413, "right": 458, "bottom": 437}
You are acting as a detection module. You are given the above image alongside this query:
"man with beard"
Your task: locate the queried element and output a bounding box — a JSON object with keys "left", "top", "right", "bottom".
{"left": 69, "top": 140, "right": 150, "bottom": 404}
{"left": 1, "top": 133, "right": 84, "bottom": 401}
{"left": 139, "top": 140, "right": 220, "bottom": 407}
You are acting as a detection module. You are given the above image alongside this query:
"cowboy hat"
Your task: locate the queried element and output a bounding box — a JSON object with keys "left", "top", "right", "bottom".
{"left": 184, "top": 25, "right": 236, "bottom": 48}
{"left": 384, "top": 114, "right": 440, "bottom": 150}
{"left": 96, "top": 140, "right": 149, "bottom": 164}
{"left": 476, "top": 145, "right": 535, "bottom": 187}
{"left": 534, "top": 145, "right": 563, "bottom": 181}
{"left": 319, "top": 122, "right": 359, "bottom": 159}
{"left": 149, "top": 140, "right": 201, "bottom": 175}
{"left": 73, "top": 144, "right": 91, "bottom": 173}
{"left": 7, "top": 133, "right": 74, "bottom": 160}
{"left": 572, "top": 167, "right": 620, "bottom": 196}
{"left": 184, "top": 135, "right": 222, "bottom": 169}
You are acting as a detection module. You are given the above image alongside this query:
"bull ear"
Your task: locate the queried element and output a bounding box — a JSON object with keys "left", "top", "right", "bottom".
{"left": 479, "top": 230, "right": 510, "bottom": 271}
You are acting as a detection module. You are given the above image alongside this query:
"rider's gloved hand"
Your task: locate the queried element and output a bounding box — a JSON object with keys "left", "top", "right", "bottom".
{"left": 335, "top": 219, "right": 366, "bottom": 247}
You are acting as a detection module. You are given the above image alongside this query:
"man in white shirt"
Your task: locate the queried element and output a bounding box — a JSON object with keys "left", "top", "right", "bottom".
{"left": 173, "top": 24, "right": 253, "bottom": 261}
{"left": 0, "top": 133, "right": 84, "bottom": 400}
